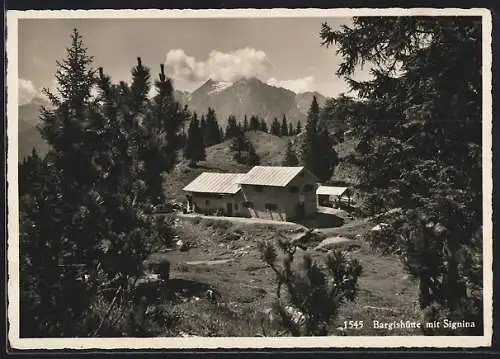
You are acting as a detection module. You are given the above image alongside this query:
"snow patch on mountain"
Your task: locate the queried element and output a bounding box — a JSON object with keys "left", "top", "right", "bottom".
{"left": 208, "top": 81, "right": 233, "bottom": 94}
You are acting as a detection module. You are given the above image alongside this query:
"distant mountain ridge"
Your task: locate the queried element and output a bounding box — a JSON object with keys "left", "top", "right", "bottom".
{"left": 175, "top": 77, "right": 328, "bottom": 128}
{"left": 18, "top": 78, "right": 329, "bottom": 161}
{"left": 18, "top": 97, "right": 51, "bottom": 160}
{"left": 295, "top": 91, "right": 328, "bottom": 115}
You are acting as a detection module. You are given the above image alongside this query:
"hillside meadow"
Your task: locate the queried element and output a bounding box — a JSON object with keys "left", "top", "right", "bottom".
{"left": 150, "top": 131, "right": 425, "bottom": 337}
{"left": 145, "top": 215, "right": 421, "bottom": 337}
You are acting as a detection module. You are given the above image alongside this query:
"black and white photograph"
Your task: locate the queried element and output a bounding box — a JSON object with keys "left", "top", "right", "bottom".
{"left": 6, "top": 8, "right": 492, "bottom": 349}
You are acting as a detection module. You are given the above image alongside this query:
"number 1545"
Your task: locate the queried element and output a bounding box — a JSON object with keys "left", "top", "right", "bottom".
{"left": 343, "top": 321, "right": 364, "bottom": 329}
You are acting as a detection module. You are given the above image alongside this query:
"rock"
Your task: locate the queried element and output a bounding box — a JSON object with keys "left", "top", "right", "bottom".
{"left": 371, "top": 223, "right": 389, "bottom": 231}
{"left": 314, "top": 236, "right": 358, "bottom": 251}
{"left": 176, "top": 239, "right": 190, "bottom": 252}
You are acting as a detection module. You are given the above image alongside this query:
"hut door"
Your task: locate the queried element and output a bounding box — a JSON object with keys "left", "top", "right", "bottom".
{"left": 297, "top": 202, "right": 305, "bottom": 219}
{"left": 226, "top": 202, "right": 233, "bottom": 216}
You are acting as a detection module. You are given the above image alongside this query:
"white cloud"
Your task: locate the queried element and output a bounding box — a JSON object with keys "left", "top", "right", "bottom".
{"left": 18, "top": 79, "right": 38, "bottom": 105}
{"left": 164, "top": 48, "right": 273, "bottom": 84}
{"left": 266, "top": 76, "right": 315, "bottom": 94}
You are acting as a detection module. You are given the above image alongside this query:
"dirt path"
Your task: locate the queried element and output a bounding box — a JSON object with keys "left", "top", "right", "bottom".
{"left": 177, "top": 213, "right": 307, "bottom": 228}
{"left": 316, "top": 206, "right": 346, "bottom": 216}
{"left": 185, "top": 259, "right": 234, "bottom": 265}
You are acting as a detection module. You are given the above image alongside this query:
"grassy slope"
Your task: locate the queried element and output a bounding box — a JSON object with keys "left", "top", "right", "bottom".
{"left": 165, "top": 131, "right": 289, "bottom": 201}
{"left": 148, "top": 216, "right": 421, "bottom": 337}
{"left": 332, "top": 136, "right": 363, "bottom": 185}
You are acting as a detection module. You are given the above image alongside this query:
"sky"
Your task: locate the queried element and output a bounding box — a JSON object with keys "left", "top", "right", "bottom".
{"left": 18, "top": 16, "right": 372, "bottom": 105}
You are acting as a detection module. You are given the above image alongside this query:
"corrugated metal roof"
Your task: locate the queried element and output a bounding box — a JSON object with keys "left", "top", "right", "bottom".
{"left": 236, "top": 166, "right": 306, "bottom": 187}
{"left": 317, "top": 185, "right": 348, "bottom": 196}
{"left": 183, "top": 172, "right": 245, "bottom": 194}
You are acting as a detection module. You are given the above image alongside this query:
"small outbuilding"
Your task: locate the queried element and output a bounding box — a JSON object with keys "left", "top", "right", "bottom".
{"left": 316, "top": 185, "right": 352, "bottom": 207}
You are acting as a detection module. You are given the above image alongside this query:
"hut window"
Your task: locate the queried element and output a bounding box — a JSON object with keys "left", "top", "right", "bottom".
{"left": 265, "top": 203, "right": 278, "bottom": 210}
{"left": 243, "top": 201, "right": 254, "bottom": 208}
{"left": 235, "top": 203, "right": 239, "bottom": 211}
{"left": 205, "top": 199, "right": 210, "bottom": 205}
{"left": 288, "top": 186, "right": 299, "bottom": 194}
{"left": 303, "top": 184, "right": 314, "bottom": 192}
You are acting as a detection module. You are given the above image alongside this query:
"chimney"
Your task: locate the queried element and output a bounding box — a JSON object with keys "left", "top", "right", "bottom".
{"left": 98, "top": 67, "right": 104, "bottom": 79}
{"left": 137, "top": 57, "right": 142, "bottom": 67}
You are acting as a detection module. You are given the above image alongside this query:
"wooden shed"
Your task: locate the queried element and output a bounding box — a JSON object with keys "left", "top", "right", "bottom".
{"left": 316, "top": 185, "right": 352, "bottom": 207}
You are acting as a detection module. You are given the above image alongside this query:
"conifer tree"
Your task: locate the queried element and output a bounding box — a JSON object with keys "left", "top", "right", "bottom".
{"left": 247, "top": 143, "right": 260, "bottom": 166}
{"left": 321, "top": 17, "right": 483, "bottom": 334}
{"left": 258, "top": 240, "right": 362, "bottom": 336}
{"left": 282, "top": 140, "right": 299, "bottom": 166}
{"left": 200, "top": 114, "right": 207, "bottom": 144}
{"left": 19, "top": 30, "right": 180, "bottom": 337}
{"left": 20, "top": 29, "right": 107, "bottom": 336}
{"left": 270, "top": 117, "right": 281, "bottom": 136}
{"left": 184, "top": 112, "right": 206, "bottom": 167}
{"left": 315, "top": 128, "right": 338, "bottom": 181}
{"left": 225, "top": 115, "right": 240, "bottom": 139}
{"left": 230, "top": 130, "right": 260, "bottom": 165}
{"left": 218, "top": 125, "right": 224, "bottom": 141}
{"left": 249, "top": 115, "right": 260, "bottom": 131}
{"left": 131, "top": 58, "right": 158, "bottom": 205}
{"left": 204, "top": 107, "right": 222, "bottom": 145}
{"left": 301, "top": 96, "right": 337, "bottom": 182}
{"left": 19, "top": 147, "right": 43, "bottom": 195}
{"left": 230, "top": 130, "right": 249, "bottom": 163}
{"left": 301, "top": 96, "right": 320, "bottom": 170}
{"left": 280, "top": 114, "right": 289, "bottom": 136}
{"left": 288, "top": 122, "right": 294, "bottom": 136}
{"left": 145, "top": 62, "right": 187, "bottom": 205}
{"left": 243, "top": 115, "right": 249, "bottom": 131}
{"left": 296, "top": 120, "right": 302, "bottom": 134}
{"left": 259, "top": 118, "right": 268, "bottom": 133}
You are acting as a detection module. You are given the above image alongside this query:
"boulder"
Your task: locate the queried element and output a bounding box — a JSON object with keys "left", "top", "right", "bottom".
{"left": 314, "top": 236, "right": 358, "bottom": 251}
{"left": 371, "top": 223, "right": 389, "bottom": 231}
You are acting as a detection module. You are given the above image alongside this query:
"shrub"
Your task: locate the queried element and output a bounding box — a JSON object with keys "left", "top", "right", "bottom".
{"left": 258, "top": 238, "right": 362, "bottom": 336}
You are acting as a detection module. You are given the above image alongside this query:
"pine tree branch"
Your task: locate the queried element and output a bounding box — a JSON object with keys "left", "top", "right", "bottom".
{"left": 92, "top": 286, "right": 121, "bottom": 336}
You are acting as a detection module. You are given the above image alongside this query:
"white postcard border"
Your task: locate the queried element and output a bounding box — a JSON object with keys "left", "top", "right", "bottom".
{"left": 6, "top": 7, "right": 493, "bottom": 350}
